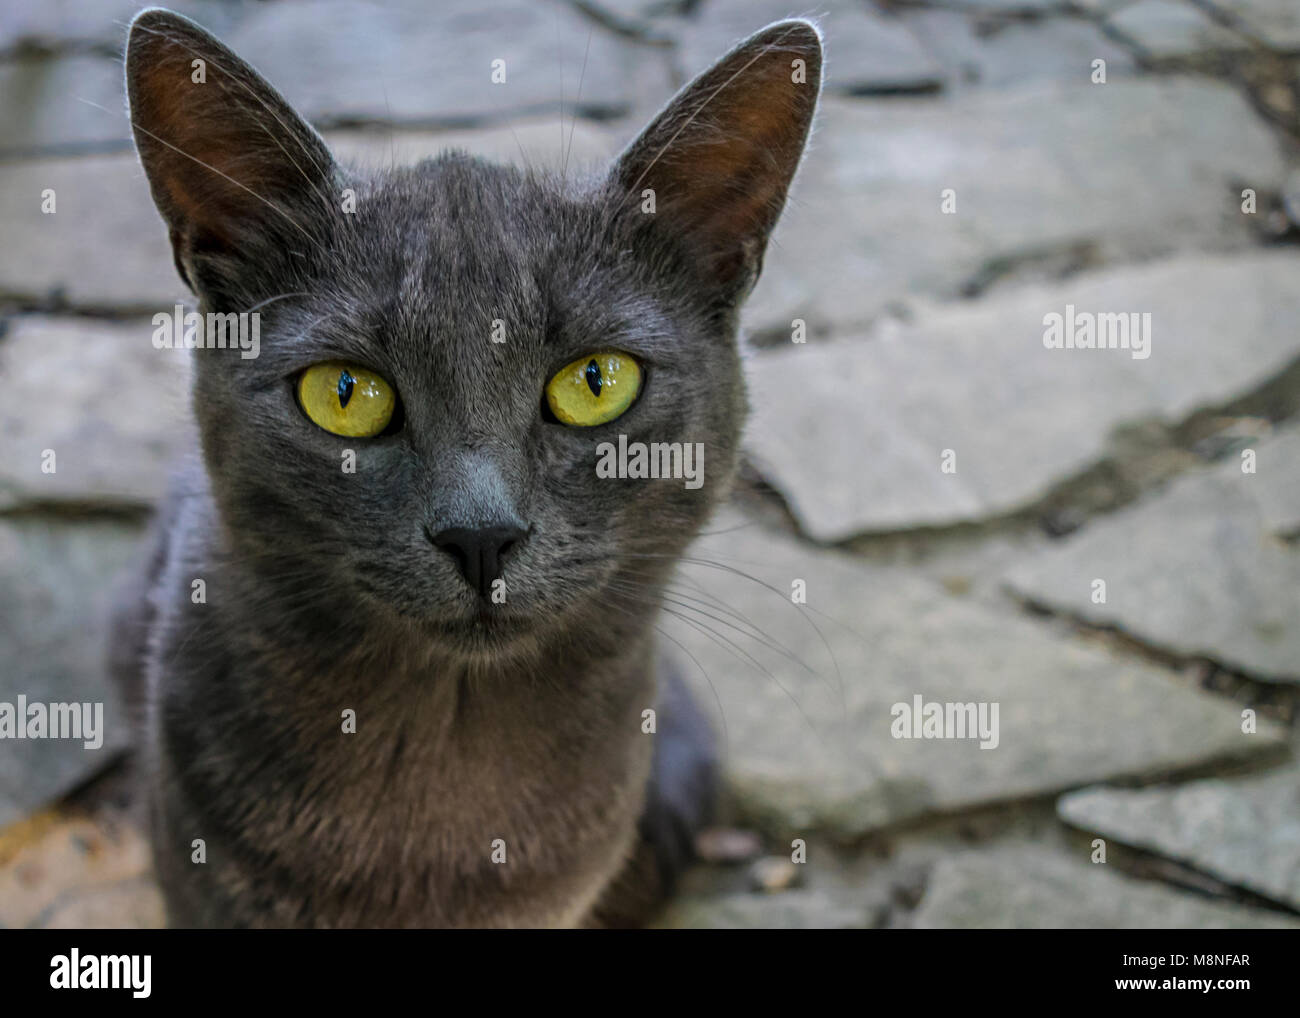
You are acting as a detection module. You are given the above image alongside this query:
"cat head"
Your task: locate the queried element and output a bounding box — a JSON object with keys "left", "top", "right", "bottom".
{"left": 126, "top": 8, "right": 821, "bottom": 664}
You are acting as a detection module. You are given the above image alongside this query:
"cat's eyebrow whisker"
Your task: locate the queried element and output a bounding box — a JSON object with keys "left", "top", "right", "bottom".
{"left": 375, "top": 71, "right": 397, "bottom": 173}
{"left": 76, "top": 95, "right": 129, "bottom": 119}
{"left": 129, "top": 19, "right": 338, "bottom": 223}
{"left": 289, "top": 309, "right": 351, "bottom": 346}
{"left": 555, "top": 3, "right": 565, "bottom": 183}
{"left": 506, "top": 125, "right": 536, "bottom": 178}
{"left": 242, "top": 291, "right": 313, "bottom": 314}
{"left": 127, "top": 118, "right": 327, "bottom": 254}
{"left": 247, "top": 114, "right": 336, "bottom": 222}
{"left": 563, "top": 26, "right": 594, "bottom": 183}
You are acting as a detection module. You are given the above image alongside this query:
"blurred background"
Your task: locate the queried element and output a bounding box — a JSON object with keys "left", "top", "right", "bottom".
{"left": 0, "top": 0, "right": 1297, "bottom": 929}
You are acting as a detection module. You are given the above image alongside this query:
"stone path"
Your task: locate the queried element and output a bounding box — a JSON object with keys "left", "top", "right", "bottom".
{"left": 746, "top": 253, "right": 1300, "bottom": 538}
{"left": 1, "top": 0, "right": 1297, "bottom": 929}
{"left": 1004, "top": 425, "right": 1300, "bottom": 683}
{"left": 664, "top": 513, "right": 1285, "bottom": 840}
{"left": 1059, "top": 766, "right": 1300, "bottom": 911}
{"left": 912, "top": 846, "right": 1300, "bottom": 928}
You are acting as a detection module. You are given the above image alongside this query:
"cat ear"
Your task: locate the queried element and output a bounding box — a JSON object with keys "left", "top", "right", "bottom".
{"left": 611, "top": 19, "right": 822, "bottom": 303}
{"left": 125, "top": 8, "right": 339, "bottom": 292}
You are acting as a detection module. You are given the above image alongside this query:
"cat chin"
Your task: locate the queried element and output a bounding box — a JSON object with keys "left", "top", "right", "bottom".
{"left": 418, "top": 611, "right": 541, "bottom": 663}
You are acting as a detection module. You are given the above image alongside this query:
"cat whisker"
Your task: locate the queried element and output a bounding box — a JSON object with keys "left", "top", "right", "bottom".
{"left": 620, "top": 550, "right": 848, "bottom": 712}
{"left": 555, "top": 3, "right": 565, "bottom": 183}
{"left": 652, "top": 602, "right": 823, "bottom": 743}
{"left": 604, "top": 575, "right": 823, "bottom": 739}
{"left": 595, "top": 594, "right": 730, "bottom": 753}
{"left": 611, "top": 571, "right": 825, "bottom": 684}
{"left": 506, "top": 124, "right": 537, "bottom": 179}
{"left": 241, "top": 291, "right": 314, "bottom": 315}
{"left": 129, "top": 18, "right": 338, "bottom": 222}
{"left": 127, "top": 117, "right": 327, "bottom": 254}
{"left": 563, "top": 26, "right": 594, "bottom": 183}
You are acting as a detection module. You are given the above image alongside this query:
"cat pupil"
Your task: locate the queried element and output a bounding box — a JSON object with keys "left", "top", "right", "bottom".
{"left": 338, "top": 370, "right": 355, "bottom": 409}
{"left": 585, "top": 360, "right": 602, "bottom": 398}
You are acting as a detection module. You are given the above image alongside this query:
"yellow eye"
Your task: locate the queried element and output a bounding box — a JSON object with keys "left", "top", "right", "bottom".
{"left": 297, "top": 361, "right": 396, "bottom": 437}
{"left": 545, "top": 351, "right": 642, "bottom": 427}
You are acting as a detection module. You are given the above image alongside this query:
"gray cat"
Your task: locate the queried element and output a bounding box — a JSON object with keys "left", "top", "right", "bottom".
{"left": 111, "top": 6, "right": 821, "bottom": 927}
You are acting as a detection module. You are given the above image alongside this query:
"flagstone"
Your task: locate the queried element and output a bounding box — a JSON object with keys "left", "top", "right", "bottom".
{"left": 0, "top": 519, "right": 139, "bottom": 828}
{"left": 744, "top": 252, "right": 1300, "bottom": 540}
{"left": 912, "top": 845, "right": 1300, "bottom": 927}
{"left": 1059, "top": 765, "right": 1300, "bottom": 911}
{"left": 659, "top": 512, "right": 1284, "bottom": 841}
{"left": 1003, "top": 426, "right": 1300, "bottom": 683}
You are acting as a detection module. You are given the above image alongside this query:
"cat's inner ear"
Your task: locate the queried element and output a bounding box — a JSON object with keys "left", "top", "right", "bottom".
{"left": 126, "top": 9, "right": 338, "bottom": 289}
{"left": 611, "top": 20, "right": 822, "bottom": 302}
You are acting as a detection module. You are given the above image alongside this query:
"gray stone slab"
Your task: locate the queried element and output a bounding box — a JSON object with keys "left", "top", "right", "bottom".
{"left": 1253, "top": 428, "right": 1300, "bottom": 538}
{"left": 659, "top": 512, "right": 1285, "bottom": 841}
{"left": 222, "top": 0, "right": 666, "bottom": 127}
{"left": 0, "top": 517, "right": 141, "bottom": 828}
{"left": 1059, "top": 767, "right": 1300, "bottom": 911}
{"left": 0, "top": 0, "right": 240, "bottom": 56}
{"left": 744, "top": 252, "right": 1300, "bottom": 540}
{"left": 565, "top": 0, "right": 684, "bottom": 42}
{"left": 0, "top": 54, "right": 131, "bottom": 157}
{"left": 1106, "top": 0, "right": 1251, "bottom": 59}
{"left": 944, "top": 0, "right": 1073, "bottom": 9}
{"left": 1002, "top": 426, "right": 1300, "bottom": 683}
{"left": 675, "top": 0, "right": 944, "bottom": 95}
{"left": 0, "top": 153, "right": 184, "bottom": 310}
{"left": 0, "top": 119, "right": 616, "bottom": 311}
{"left": 0, "top": 1, "right": 666, "bottom": 156}
{"left": 904, "top": 9, "right": 1137, "bottom": 90}
{"left": 0, "top": 316, "right": 191, "bottom": 509}
{"left": 912, "top": 845, "right": 1300, "bottom": 927}
{"left": 742, "top": 80, "right": 1284, "bottom": 339}
{"left": 653, "top": 888, "right": 882, "bottom": 929}
{"left": 1072, "top": 0, "right": 1143, "bottom": 12}
{"left": 1204, "top": 0, "right": 1300, "bottom": 50}
{"left": 0, "top": 0, "right": 245, "bottom": 153}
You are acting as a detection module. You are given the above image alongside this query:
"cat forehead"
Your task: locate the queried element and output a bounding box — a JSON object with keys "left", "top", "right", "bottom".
{"left": 283, "top": 170, "right": 652, "bottom": 355}
{"left": 350, "top": 154, "right": 600, "bottom": 255}
{"left": 330, "top": 157, "right": 635, "bottom": 318}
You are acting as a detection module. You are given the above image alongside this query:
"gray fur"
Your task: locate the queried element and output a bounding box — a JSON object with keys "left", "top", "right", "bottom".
{"left": 115, "top": 7, "right": 821, "bottom": 927}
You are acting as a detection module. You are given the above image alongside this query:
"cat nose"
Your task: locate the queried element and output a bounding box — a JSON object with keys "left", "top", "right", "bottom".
{"left": 429, "top": 524, "right": 527, "bottom": 598}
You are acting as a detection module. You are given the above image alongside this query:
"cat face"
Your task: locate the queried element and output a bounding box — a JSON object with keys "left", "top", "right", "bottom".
{"left": 184, "top": 159, "right": 748, "bottom": 655}
{"left": 127, "top": 10, "right": 821, "bottom": 661}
